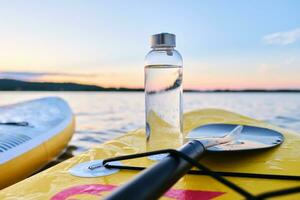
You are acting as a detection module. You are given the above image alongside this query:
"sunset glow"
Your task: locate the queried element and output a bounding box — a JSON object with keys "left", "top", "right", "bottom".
{"left": 0, "top": 1, "right": 299, "bottom": 89}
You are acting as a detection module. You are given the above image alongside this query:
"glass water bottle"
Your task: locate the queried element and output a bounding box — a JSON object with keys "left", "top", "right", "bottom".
{"left": 144, "top": 33, "right": 183, "bottom": 154}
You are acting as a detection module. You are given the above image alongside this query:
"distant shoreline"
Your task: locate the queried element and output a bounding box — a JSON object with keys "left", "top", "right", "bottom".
{"left": 0, "top": 79, "right": 299, "bottom": 92}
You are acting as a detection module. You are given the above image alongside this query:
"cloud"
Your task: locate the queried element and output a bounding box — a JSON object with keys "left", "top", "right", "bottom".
{"left": 0, "top": 71, "right": 98, "bottom": 81}
{"left": 0, "top": 71, "right": 133, "bottom": 87}
{"left": 257, "top": 63, "right": 277, "bottom": 74}
{"left": 262, "top": 28, "right": 300, "bottom": 45}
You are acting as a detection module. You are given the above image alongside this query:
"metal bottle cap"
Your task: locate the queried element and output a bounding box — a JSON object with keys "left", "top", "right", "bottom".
{"left": 151, "top": 33, "right": 176, "bottom": 48}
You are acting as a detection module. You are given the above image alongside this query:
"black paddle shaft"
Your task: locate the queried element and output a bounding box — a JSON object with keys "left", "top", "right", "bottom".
{"left": 104, "top": 140, "right": 205, "bottom": 200}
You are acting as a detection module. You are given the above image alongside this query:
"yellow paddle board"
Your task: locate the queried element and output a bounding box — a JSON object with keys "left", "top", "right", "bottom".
{"left": 0, "top": 97, "right": 75, "bottom": 189}
{"left": 0, "top": 109, "right": 299, "bottom": 199}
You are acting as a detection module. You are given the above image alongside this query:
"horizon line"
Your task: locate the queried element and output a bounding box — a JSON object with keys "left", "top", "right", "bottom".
{"left": 1, "top": 78, "right": 300, "bottom": 92}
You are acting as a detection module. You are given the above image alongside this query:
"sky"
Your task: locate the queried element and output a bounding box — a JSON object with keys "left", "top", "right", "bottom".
{"left": 0, "top": 0, "right": 300, "bottom": 89}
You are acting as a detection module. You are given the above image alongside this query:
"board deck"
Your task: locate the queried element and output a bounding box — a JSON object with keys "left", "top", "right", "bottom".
{"left": 0, "top": 97, "right": 75, "bottom": 189}
{"left": 0, "top": 108, "right": 299, "bottom": 199}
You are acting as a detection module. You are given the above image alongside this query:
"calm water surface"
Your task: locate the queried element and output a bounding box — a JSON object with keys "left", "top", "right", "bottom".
{"left": 1, "top": 92, "right": 300, "bottom": 163}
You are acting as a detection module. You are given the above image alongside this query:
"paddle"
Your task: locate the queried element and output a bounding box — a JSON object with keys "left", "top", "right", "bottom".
{"left": 104, "top": 125, "right": 283, "bottom": 200}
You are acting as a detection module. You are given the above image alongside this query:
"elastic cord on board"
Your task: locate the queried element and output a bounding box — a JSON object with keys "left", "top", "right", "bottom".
{"left": 103, "top": 149, "right": 254, "bottom": 199}
{"left": 0, "top": 121, "right": 29, "bottom": 126}
{"left": 102, "top": 149, "right": 300, "bottom": 200}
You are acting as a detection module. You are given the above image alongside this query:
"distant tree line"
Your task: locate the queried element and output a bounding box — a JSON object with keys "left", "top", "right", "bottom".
{"left": 0, "top": 79, "right": 142, "bottom": 91}
{"left": 0, "top": 79, "right": 299, "bottom": 92}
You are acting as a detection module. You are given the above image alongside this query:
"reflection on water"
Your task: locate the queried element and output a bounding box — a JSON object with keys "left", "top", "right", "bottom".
{"left": 1, "top": 92, "right": 300, "bottom": 165}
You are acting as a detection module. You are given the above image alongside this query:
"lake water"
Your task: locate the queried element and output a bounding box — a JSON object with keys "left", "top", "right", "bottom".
{"left": 1, "top": 92, "right": 300, "bottom": 164}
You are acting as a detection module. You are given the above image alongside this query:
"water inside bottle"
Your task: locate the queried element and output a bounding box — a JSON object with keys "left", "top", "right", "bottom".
{"left": 145, "top": 64, "right": 183, "bottom": 154}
